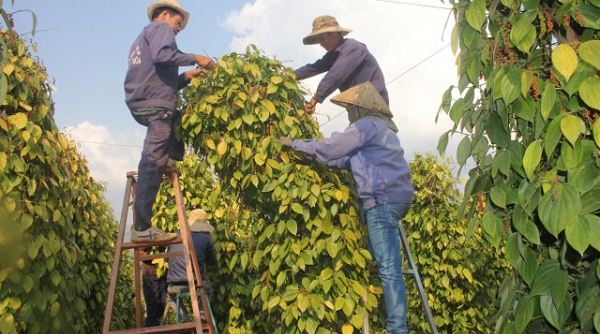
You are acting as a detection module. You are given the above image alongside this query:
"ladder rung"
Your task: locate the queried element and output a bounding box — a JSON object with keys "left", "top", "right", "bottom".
{"left": 402, "top": 269, "right": 415, "bottom": 275}
{"left": 139, "top": 251, "right": 185, "bottom": 261}
{"left": 106, "top": 321, "right": 209, "bottom": 334}
{"left": 121, "top": 238, "right": 184, "bottom": 250}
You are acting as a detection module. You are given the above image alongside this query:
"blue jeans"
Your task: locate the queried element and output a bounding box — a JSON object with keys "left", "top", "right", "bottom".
{"left": 365, "top": 202, "right": 411, "bottom": 334}
{"left": 131, "top": 109, "right": 184, "bottom": 230}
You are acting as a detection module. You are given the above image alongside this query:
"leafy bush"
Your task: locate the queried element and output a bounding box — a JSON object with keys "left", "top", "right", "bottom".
{"left": 439, "top": 0, "right": 600, "bottom": 332}
{"left": 0, "top": 29, "right": 135, "bottom": 333}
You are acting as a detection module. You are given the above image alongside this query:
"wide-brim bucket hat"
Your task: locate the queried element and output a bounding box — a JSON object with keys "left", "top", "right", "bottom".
{"left": 303, "top": 15, "right": 352, "bottom": 45}
{"left": 147, "top": 0, "right": 190, "bottom": 30}
{"left": 331, "top": 82, "right": 393, "bottom": 117}
{"left": 187, "top": 209, "right": 214, "bottom": 234}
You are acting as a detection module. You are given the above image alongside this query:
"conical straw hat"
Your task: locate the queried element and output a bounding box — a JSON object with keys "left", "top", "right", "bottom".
{"left": 330, "top": 82, "right": 392, "bottom": 116}
{"left": 188, "top": 209, "right": 214, "bottom": 233}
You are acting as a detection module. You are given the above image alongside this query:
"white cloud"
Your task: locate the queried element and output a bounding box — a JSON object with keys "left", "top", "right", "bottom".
{"left": 221, "top": 0, "right": 464, "bottom": 166}
{"left": 63, "top": 122, "right": 144, "bottom": 214}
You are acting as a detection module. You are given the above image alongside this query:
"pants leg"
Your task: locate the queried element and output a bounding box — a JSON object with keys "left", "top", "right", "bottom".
{"left": 168, "top": 111, "right": 185, "bottom": 161}
{"left": 366, "top": 203, "right": 411, "bottom": 334}
{"left": 142, "top": 272, "right": 168, "bottom": 327}
{"left": 133, "top": 110, "right": 175, "bottom": 230}
{"left": 167, "top": 284, "right": 190, "bottom": 322}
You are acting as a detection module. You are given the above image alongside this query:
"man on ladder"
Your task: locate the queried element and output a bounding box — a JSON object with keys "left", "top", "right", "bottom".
{"left": 124, "top": 0, "right": 216, "bottom": 243}
{"left": 279, "top": 82, "right": 414, "bottom": 334}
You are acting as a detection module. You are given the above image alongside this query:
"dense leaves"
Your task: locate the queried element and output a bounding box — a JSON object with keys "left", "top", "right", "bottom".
{"left": 403, "top": 154, "right": 509, "bottom": 333}
{"left": 0, "top": 29, "right": 135, "bottom": 333}
{"left": 440, "top": 0, "right": 600, "bottom": 332}
{"left": 176, "top": 46, "right": 374, "bottom": 334}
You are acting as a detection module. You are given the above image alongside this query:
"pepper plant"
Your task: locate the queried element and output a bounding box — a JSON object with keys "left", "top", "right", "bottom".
{"left": 439, "top": 0, "right": 600, "bottom": 332}
{"left": 174, "top": 46, "right": 378, "bottom": 333}
{"left": 0, "top": 26, "right": 135, "bottom": 333}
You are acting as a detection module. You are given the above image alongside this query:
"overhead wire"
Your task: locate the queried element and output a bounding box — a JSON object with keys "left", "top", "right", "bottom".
{"left": 318, "top": 44, "right": 452, "bottom": 128}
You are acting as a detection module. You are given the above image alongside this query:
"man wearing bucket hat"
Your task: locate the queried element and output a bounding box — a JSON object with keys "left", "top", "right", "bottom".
{"left": 294, "top": 16, "right": 388, "bottom": 115}
{"left": 125, "top": 0, "right": 216, "bottom": 243}
{"left": 278, "top": 82, "right": 413, "bottom": 334}
{"left": 165, "top": 209, "right": 216, "bottom": 323}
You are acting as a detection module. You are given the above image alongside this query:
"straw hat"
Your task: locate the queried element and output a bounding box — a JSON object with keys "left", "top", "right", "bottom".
{"left": 330, "top": 82, "right": 392, "bottom": 117}
{"left": 188, "top": 209, "right": 214, "bottom": 233}
{"left": 303, "top": 16, "right": 352, "bottom": 45}
{"left": 147, "top": 0, "right": 190, "bottom": 30}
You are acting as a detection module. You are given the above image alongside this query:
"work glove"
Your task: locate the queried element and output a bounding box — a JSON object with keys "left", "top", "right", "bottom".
{"left": 279, "top": 136, "right": 293, "bottom": 147}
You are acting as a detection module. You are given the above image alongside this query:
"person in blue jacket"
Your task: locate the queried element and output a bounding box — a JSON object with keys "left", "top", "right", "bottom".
{"left": 166, "top": 209, "right": 217, "bottom": 323}
{"left": 279, "top": 82, "right": 413, "bottom": 334}
{"left": 294, "top": 15, "right": 388, "bottom": 114}
{"left": 125, "top": 0, "right": 216, "bottom": 242}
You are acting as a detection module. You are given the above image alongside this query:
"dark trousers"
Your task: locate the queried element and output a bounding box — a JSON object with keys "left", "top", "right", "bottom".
{"left": 142, "top": 268, "right": 168, "bottom": 327}
{"left": 131, "top": 109, "right": 184, "bottom": 230}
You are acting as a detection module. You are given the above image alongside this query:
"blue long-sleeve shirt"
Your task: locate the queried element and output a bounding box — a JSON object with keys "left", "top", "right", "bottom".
{"left": 124, "top": 21, "right": 197, "bottom": 112}
{"left": 167, "top": 231, "right": 216, "bottom": 284}
{"left": 292, "top": 117, "right": 413, "bottom": 210}
{"left": 294, "top": 38, "right": 389, "bottom": 104}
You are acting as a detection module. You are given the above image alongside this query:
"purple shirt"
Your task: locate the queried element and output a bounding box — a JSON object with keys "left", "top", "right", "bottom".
{"left": 294, "top": 38, "right": 389, "bottom": 104}
{"left": 124, "top": 21, "right": 197, "bottom": 111}
{"left": 292, "top": 117, "right": 413, "bottom": 210}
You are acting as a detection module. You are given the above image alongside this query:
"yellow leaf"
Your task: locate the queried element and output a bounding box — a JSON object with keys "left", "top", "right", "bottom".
{"left": 552, "top": 44, "right": 578, "bottom": 81}
{"left": 3, "top": 63, "right": 14, "bottom": 75}
{"left": 560, "top": 114, "right": 583, "bottom": 145}
{"left": 271, "top": 76, "right": 283, "bottom": 84}
{"left": 206, "top": 139, "right": 216, "bottom": 150}
{"left": 217, "top": 141, "right": 228, "bottom": 155}
{"left": 342, "top": 325, "right": 354, "bottom": 334}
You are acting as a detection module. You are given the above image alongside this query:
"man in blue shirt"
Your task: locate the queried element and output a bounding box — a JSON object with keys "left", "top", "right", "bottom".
{"left": 279, "top": 82, "right": 413, "bottom": 334}
{"left": 294, "top": 16, "right": 388, "bottom": 114}
{"left": 125, "top": 0, "right": 215, "bottom": 242}
{"left": 166, "top": 209, "right": 217, "bottom": 323}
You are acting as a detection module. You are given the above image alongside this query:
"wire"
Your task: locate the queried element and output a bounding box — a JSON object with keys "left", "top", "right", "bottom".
{"left": 73, "top": 139, "right": 142, "bottom": 148}
{"left": 386, "top": 44, "right": 450, "bottom": 86}
{"left": 371, "top": 0, "right": 453, "bottom": 10}
{"left": 319, "top": 44, "right": 452, "bottom": 128}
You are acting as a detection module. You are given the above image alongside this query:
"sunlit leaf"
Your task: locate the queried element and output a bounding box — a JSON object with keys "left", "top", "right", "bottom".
{"left": 552, "top": 44, "right": 578, "bottom": 81}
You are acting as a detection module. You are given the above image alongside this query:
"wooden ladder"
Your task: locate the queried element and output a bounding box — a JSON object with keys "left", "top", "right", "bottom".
{"left": 103, "top": 167, "right": 215, "bottom": 334}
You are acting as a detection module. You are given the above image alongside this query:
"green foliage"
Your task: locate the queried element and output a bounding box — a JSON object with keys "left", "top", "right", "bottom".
{"left": 174, "top": 46, "right": 378, "bottom": 333}
{"left": 440, "top": 0, "right": 600, "bottom": 332}
{"left": 404, "top": 153, "right": 509, "bottom": 333}
{"left": 0, "top": 29, "right": 135, "bottom": 333}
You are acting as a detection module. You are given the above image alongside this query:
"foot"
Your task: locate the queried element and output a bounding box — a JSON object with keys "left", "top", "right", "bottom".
{"left": 131, "top": 226, "right": 178, "bottom": 243}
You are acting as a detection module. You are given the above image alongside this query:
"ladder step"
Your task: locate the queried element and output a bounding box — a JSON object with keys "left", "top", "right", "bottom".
{"left": 402, "top": 269, "right": 415, "bottom": 275}
{"left": 106, "top": 321, "right": 209, "bottom": 334}
{"left": 121, "top": 238, "right": 184, "bottom": 250}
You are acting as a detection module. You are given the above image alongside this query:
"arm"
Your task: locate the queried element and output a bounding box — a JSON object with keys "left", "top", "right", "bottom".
{"left": 148, "top": 24, "right": 196, "bottom": 66}
{"left": 314, "top": 41, "right": 368, "bottom": 102}
{"left": 294, "top": 54, "right": 334, "bottom": 80}
{"left": 292, "top": 123, "right": 365, "bottom": 166}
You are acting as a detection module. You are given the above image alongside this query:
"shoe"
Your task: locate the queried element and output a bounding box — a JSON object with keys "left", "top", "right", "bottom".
{"left": 131, "top": 226, "right": 178, "bottom": 243}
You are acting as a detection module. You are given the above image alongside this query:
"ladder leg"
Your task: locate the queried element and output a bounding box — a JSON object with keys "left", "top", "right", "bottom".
{"left": 398, "top": 222, "right": 438, "bottom": 334}
{"left": 103, "top": 175, "right": 133, "bottom": 333}
{"left": 172, "top": 170, "right": 215, "bottom": 334}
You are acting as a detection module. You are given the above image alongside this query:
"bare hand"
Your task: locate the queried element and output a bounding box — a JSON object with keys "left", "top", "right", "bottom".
{"left": 279, "top": 136, "right": 293, "bottom": 147}
{"left": 185, "top": 68, "right": 207, "bottom": 80}
{"left": 196, "top": 55, "right": 216, "bottom": 70}
{"left": 303, "top": 98, "right": 317, "bottom": 114}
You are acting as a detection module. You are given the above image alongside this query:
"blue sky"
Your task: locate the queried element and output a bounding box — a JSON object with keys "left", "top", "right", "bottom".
{"left": 7, "top": 0, "right": 460, "bottom": 214}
